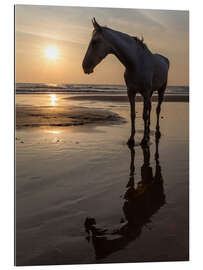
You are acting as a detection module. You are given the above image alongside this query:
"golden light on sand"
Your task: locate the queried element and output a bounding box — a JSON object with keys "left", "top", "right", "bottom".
{"left": 47, "top": 130, "right": 61, "bottom": 134}
{"left": 49, "top": 94, "right": 58, "bottom": 106}
{"left": 45, "top": 46, "right": 58, "bottom": 60}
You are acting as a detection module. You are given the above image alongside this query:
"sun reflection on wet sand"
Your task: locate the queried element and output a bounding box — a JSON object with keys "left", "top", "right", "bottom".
{"left": 49, "top": 94, "right": 58, "bottom": 106}
{"left": 46, "top": 130, "right": 61, "bottom": 134}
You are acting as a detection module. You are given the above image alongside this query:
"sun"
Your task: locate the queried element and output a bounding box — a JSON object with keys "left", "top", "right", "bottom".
{"left": 44, "top": 46, "right": 58, "bottom": 60}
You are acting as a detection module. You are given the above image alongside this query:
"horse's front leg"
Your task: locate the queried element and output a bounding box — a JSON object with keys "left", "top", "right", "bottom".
{"left": 141, "top": 97, "right": 151, "bottom": 146}
{"left": 127, "top": 91, "right": 136, "bottom": 146}
{"left": 148, "top": 100, "right": 152, "bottom": 133}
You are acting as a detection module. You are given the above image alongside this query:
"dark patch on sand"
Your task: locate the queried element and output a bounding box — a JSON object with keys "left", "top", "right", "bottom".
{"left": 16, "top": 105, "right": 125, "bottom": 128}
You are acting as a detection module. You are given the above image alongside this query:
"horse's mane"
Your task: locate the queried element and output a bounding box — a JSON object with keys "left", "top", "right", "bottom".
{"left": 92, "top": 28, "right": 148, "bottom": 50}
{"left": 132, "top": 36, "right": 148, "bottom": 50}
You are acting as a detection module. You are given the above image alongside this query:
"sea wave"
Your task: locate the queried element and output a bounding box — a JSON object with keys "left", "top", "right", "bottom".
{"left": 15, "top": 83, "right": 189, "bottom": 95}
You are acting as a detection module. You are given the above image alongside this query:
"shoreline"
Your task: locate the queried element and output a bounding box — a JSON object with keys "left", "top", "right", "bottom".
{"left": 15, "top": 93, "right": 189, "bottom": 129}
{"left": 68, "top": 94, "right": 189, "bottom": 103}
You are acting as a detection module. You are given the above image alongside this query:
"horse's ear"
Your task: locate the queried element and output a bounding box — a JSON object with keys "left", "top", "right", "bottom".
{"left": 92, "top": 17, "right": 102, "bottom": 32}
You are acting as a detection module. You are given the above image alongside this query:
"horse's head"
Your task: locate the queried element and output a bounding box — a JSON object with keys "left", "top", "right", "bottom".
{"left": 82, "top": 18, "right": 112, "bottom": 74}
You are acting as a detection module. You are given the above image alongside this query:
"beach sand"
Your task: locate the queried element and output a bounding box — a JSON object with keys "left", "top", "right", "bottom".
{"left": 15, "top": 93, "right": 189, "bottom": 265}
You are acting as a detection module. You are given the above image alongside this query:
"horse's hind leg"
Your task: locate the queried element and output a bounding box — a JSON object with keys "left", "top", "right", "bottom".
{"left": 156, "top": 83, "right": 166, "bottom": 137}
{"left": 148, "top": 94, "right": 152, "bottom": 132}
{"left": 141, "top": 96, "right": 151, "bottom": 146}
{"left": 127, "top": 90, "right": 136, "bottom": 146}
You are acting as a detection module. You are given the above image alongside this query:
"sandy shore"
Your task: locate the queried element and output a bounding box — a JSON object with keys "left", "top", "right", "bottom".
{"left": 68, "top": 94, "right": 189, "bottom": 103}
{"left": 16, "top": 94, "right": 189, "bottom": 265}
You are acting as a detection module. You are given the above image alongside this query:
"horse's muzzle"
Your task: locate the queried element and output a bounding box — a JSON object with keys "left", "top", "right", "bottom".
{"left": 83, "top": 68, "right": 93, "bottom": 74}
{"left": 82, "top": 59, "right": 94, "bottom": 74}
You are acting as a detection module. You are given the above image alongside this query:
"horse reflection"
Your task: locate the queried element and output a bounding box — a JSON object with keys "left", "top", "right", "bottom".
{"left": 84, "top": 134, "right": 165, "bottom": 260}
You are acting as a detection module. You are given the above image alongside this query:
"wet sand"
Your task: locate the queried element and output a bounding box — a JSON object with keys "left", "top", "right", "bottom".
{"left": 15, "top": 94, "right": 189, "bottom": 265}
{"left": 68, "top": 94, "right": 189, "bottom": 103}
{"left": 16, "top": 106, "right": 124, "bottom": 128}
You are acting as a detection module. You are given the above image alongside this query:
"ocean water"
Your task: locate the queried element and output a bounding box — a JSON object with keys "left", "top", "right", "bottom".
{"left": 15, "top": 83, "right": 189, "bottom": 95}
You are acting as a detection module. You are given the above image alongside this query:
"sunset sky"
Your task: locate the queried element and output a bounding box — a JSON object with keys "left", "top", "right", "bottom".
{"left": 15, "top": 5, "right": 189, "bottom": 86}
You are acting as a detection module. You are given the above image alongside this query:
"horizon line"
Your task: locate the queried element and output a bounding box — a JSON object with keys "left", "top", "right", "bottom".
{"left": 15, "top": 82, "right": 189, "bottom": 87}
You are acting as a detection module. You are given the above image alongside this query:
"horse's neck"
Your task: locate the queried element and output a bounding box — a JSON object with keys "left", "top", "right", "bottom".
{"left": 103, "top": 28, "right": 141, "bottom": 69}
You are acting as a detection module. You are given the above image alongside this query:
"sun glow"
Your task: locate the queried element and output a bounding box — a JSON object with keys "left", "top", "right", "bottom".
{"left": 49, "top": 94, "right": 58, "bottom": 106}
{"left": 45, "top": 46, "right": 58, "bottom": 60}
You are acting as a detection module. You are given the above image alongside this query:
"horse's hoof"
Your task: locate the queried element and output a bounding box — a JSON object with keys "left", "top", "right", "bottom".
{"left": 127, "top": 138, "right": 135, "bottom": 147}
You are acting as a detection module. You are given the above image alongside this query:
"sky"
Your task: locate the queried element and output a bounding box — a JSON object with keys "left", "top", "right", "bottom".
{"left": 15, "top": 5, "right": 189, "bottom": 86}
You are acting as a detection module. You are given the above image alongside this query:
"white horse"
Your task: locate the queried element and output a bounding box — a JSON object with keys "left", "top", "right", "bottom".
{"left": 82, "top": 18, "right": 170, "bottom": 146}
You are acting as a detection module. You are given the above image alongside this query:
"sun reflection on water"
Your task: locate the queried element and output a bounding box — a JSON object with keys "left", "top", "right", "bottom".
{"left": 49, "top": 94, "right": 58, "bottom": 106}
